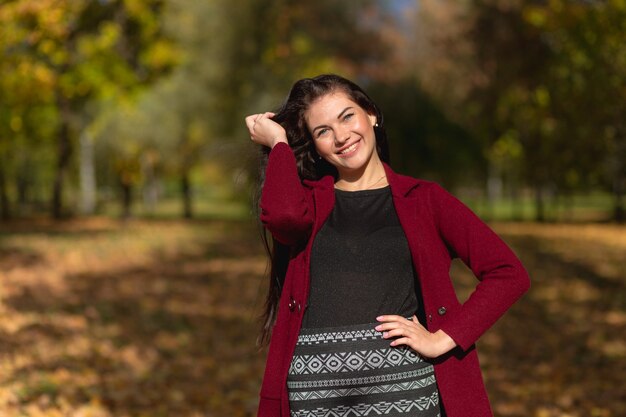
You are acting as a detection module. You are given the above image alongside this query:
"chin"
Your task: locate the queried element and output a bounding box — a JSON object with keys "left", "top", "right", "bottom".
{"left": 336, "top": 157, "right": 370, "bottom": 173}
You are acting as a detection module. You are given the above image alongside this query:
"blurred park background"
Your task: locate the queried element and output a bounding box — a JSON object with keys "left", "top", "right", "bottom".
{"left": 0, "top": 0, "right": 624, "bottom": 416}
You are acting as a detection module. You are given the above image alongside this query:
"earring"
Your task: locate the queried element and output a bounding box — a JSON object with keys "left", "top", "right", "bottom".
{"left": 374, "top": 123, "right": 379, "bottom": 127}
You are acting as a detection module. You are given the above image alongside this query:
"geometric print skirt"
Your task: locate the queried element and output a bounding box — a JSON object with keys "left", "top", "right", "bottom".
{"left": 287, "top": 319, "right": 441, "bottom": 417}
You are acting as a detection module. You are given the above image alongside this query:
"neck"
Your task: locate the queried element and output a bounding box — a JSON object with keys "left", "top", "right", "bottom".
{"left": 334, "top": 154, "right": 388, "bottom": 191}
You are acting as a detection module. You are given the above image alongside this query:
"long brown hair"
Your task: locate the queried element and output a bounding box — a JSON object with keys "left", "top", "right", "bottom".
{"left": 253, "top": 74, "right": 390, "bottom": 347}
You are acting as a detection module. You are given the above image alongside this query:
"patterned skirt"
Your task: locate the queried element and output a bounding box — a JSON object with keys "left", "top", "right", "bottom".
{"left": 287, "top": 319, "right": 441, "bottom": 417}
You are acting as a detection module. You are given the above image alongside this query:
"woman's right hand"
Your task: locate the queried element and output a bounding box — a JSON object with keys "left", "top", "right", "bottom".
{"left": 244, "top": 112, "right": 288, "bottom": 149}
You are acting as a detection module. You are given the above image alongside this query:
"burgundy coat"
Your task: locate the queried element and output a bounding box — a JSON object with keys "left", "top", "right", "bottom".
{"left": 256, "top": 142, "right": 530, "bottom": 417}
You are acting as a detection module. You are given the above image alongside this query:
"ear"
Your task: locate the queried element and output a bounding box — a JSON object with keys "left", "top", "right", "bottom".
{"left": 367, "top": 113, "right": 377, "bottom": 127}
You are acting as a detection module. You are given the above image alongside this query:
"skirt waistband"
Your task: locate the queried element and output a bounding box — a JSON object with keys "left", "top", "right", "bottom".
{"left": 296, "top": 317, "right": 414, "bottom": 346}
{"left": 296, "top": 323, "right": 383, "bottom": 346}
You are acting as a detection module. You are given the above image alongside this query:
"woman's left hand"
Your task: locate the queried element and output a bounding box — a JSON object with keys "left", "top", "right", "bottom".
{"left": 374, "top": 314, "right": 457, "bottom": 358}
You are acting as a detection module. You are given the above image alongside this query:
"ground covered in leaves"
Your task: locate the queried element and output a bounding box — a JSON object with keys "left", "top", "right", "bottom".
{"left": 0, "top": 218, "right": 624, "bottom": 417}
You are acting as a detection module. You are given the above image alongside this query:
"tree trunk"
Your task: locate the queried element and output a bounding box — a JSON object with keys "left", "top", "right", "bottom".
{"left": 181, "top": 170, "right": 192, "bottom": 219}
{"left": 16, "top": 170, "right": 28, "bottom": 208}
{"left": 79, "top": 129, "right": 97, "bottom": 215}
{"left": 535, "top": 184, "right": 545, "bottom": 222}
{"left": 486, "top": 160, "right": 502, "bottom": 221}
{"left": 52, "top": 95, "right": 72, "bottom": 219}
{"left": 121, "top": 181, "right": 133, "bottom": 219}
{"left": 612, "top": 132, "right": 625, "bottom": 223}
{"left": 141, "top": 153, "right": 158, "bottom": 214}
{"left": 614, "top": 189, "right": 624, "bottom": 223}
{"left": 510, "top": 183, "right": 523, "bottom": 221}
{"left": 564, "top": 193, "right": 575, "bottom": 222}
{"left": 0, "top": 161, "right": 10, "bottom": 220}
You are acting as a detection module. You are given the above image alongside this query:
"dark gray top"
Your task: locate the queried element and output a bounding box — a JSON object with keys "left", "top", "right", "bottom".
{"left": 301, "top": 185, "right": 422, "bottom": 328}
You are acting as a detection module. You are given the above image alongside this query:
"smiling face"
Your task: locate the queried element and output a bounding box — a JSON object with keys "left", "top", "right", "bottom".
{"left": 305, "top": 91, "right": 379, "bottom": 179}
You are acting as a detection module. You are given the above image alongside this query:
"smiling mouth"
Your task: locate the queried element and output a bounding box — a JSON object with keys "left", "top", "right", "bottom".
{"left": 337, "top": 140, "right": 360, "bottom": 156}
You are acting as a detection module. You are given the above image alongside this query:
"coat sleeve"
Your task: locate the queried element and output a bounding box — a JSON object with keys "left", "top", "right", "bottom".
{"left": 429, "top": 182, "right": 531, "bottom": 351}
{"left": 259, "top": 141, "right": 314, "bottom": 245}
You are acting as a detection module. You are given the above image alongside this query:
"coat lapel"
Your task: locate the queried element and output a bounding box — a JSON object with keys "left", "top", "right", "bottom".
{"left": 304, "top": 175, "right": 335, "bottom": 230}
{"left": 382, "top": 162, "right": 425, "bottom": 285}
{"left": 300, "top": 175, "right": 335, "bottom": 304}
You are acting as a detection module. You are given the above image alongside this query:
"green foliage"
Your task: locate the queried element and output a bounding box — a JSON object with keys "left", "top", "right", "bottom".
{"left": 368, "top": 79, "right": 481, "bottom": 185}
{"left": 2, "top": 0, "right": 622, "bottom": 221}
{"left": 0, "top": 0, "right": 177, "bottom": 218}
{"left": 412, "top": 0, "right": 625, "bottom": 220}
{"left": 94, "top": 0, "right": 389, "bottom": 217}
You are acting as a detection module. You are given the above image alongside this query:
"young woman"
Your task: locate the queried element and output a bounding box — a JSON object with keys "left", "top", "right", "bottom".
{"left": 245, "top": 74, "right": 530, "bottom": 417}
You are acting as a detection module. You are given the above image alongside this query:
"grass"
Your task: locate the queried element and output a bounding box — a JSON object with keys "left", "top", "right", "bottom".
{"left": 96, "top": 191, "right": 618, "bottom": 223}
{"left": 0, "top": 217, "right": 624, "bottom": 416}
{"left": 95, "top": 196, "right": 253, "bottom": 221}
{"left": 465, "top": 190, "right": 616, "bottom": 222}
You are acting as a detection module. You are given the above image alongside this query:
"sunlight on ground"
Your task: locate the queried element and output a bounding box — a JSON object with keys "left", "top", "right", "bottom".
{"left": 0, "top": 219, "right": 624, "bottom": 416}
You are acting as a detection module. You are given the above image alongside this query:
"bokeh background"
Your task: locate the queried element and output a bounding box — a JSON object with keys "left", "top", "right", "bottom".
{"left": 0, "top": 0, "right": 624, "bottom": 416}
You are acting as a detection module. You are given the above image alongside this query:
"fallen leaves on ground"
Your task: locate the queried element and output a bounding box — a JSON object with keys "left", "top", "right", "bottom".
{"left": 0, "top": 218, "right": 624, "bottom": 416}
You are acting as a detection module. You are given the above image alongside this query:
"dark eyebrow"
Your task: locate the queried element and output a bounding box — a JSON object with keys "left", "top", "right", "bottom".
{"left": 312, "top": 107, "right": 354, "bottom": 133}
{"left": 337, "top": 106, "right": 353, "bottom": 119}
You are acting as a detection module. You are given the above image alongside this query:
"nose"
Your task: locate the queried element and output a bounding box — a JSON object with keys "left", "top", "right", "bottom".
{"left": 335, "top": 127, "right": 350, "bottom": 144}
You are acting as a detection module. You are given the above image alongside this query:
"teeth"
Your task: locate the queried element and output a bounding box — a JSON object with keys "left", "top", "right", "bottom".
{"left": 340, "top": 142, "right": 358, "bottom": 154}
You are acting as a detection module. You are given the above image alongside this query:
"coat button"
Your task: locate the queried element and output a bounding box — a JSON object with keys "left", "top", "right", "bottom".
{"left": 438, "top": 306, "right": 447, "bottom": 316}
{"left": 288, "top": 297, "right": 296, "bottom": 311}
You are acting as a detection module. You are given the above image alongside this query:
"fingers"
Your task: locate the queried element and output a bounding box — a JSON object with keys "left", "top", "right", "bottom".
{"left": 375, "top": 315, "right": 418, "bottom": 331}
{"left": 375, "top": 314, "right": 443, "bottom": 358}
{"left": 245, "top": 112, "right": 274, "bottom": 124}
{"left": 245, "top": 112, "right": 286, "bottom": 148}
{"left": 245, "top": 113, "right": 267, "bottom": 141}
{"left": 245, "top": 115, "right": 257, "bottom": 134}
{"left": 375, "top": 314, "right": 427, "bottom": 346}
{"left": 379, "top": 321, "right": 420, "bottom": 337}
{"left": 382, "top": 327, "right": 411, "bottom": 339}
{"left": 389, "top": 337, "right": 411, "bottom": 348}
{"left": 375, "top": 321, "right": 403, "bottom": 332}
{"left": 245, "top": 112, "right": 277, "bottom": 133}
{"left": 376, "top": 314, "right": 405, "bottom": 323}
